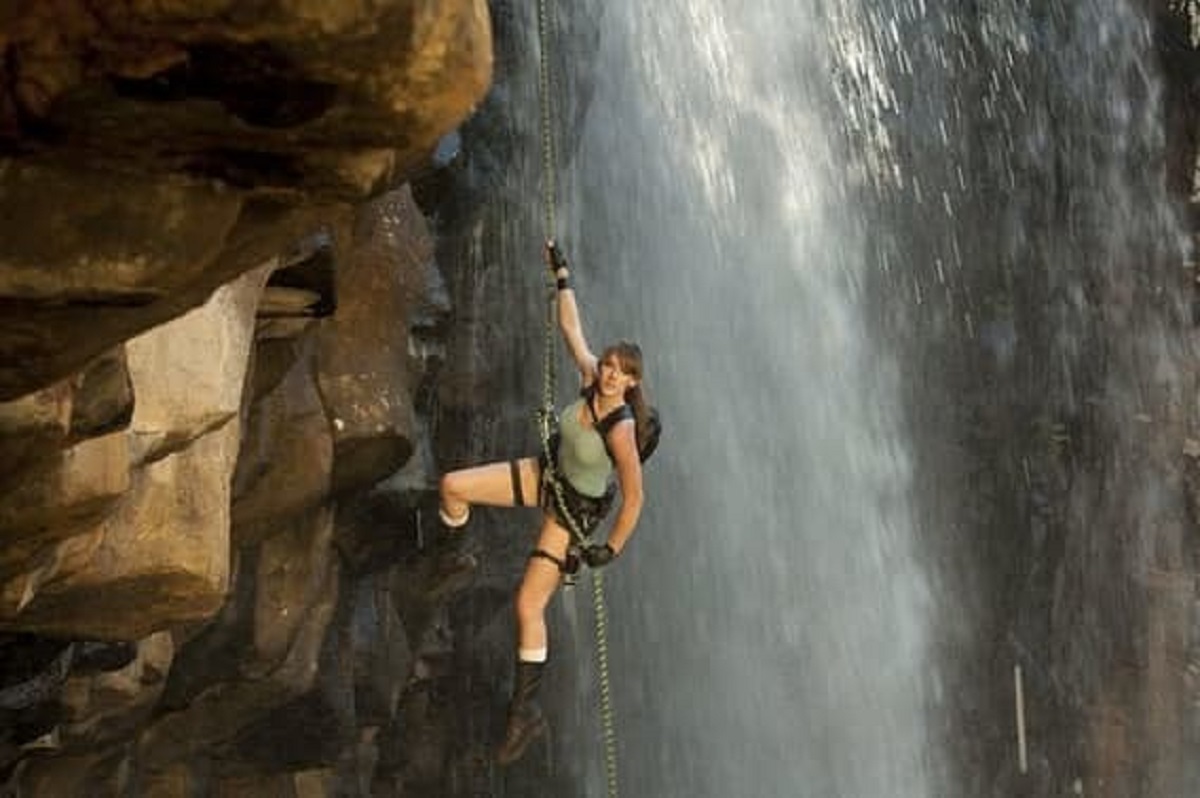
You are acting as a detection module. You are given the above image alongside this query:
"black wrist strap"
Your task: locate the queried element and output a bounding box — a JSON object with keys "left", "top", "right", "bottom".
{"left": 556, "top": 276, "right": 571, "bottom": 291}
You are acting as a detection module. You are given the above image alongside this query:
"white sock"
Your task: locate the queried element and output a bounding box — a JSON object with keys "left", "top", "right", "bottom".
{"left": 439, "top": 505, "right": 470, "bottom": 528}
{"left": 518, "top": 647, "right": 548, "bottom": 663}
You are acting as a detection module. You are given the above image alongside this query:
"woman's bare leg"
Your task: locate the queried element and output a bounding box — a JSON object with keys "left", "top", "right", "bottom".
{"left": 494, "top": 514, "right": 568, "bottom": 764}
{"left": 439, "top": 457, "right": 540, "bottom": 525}
{"left": 514, "top": 516, "right": 571, "bottom": 654}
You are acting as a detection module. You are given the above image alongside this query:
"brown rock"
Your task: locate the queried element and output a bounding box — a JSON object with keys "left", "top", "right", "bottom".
{"left": 0, "top": 0, "right": 491, "bottom": 400}
{"left": 0, "top": 349, "right": 131, "bottom": 546}
{"left": 127, "top": 264, "right": 272, "bottom": 466}
{"left": 139, "top": 765, "right": 199, "bottom": 798}
{"left": 0, "top": 528, "right": 105, "bottom": 620}
{"left": 68, "top": 347, "right": 134, "bottom": 440}
{"left": 0, "top": 183, "right": 348, "bottom": 402}
{"left": 138, "top": 507, "right": 339, "bottom": 768}
{"left": 2, "top": 2, "right": 492, "bottom": 194}
{"left": 0, "top": 379, "right": 73, "bottom": 489}
{"left": 250, "top": 508, "right": 337, "bottom": 671}
{"left": 14, "top": 749, "right": 132, "bottom": 798}
{"left": 0, "top": 164, "right": 239, "bottom": 304}
{"left": 214, "top": 769, "right": 335, "bottom": 798}
{"left": 0, "top": 430, "right": 130, "bottom": 583}
{"left": 317, "top": 187, "right": 436, "bottom": 495}
{"left": 1, "top": 419, "right": 239, "bottom": 640}
{"left": 0, "top": 162, "right": 244, "bottom": 401}
{"left": 231, "top": 333, "right": 333, "bottom": 546}
{"left": 58, "top": 632, "right": 176, "bottom": 749}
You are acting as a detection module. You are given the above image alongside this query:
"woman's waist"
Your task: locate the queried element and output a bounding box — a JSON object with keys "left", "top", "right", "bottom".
{"left": 543, "top": 453, "right": 612, "bottom": 499}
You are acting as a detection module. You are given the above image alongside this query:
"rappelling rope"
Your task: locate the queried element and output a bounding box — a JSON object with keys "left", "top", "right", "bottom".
{"left": 590, "top": 569, "right": 619, "bottom": 796}
{"left": 536, "top": 0, "right": 557, "bottom": 241}
{"left": 534, "top": 1, "right": 620, "bottom": 795}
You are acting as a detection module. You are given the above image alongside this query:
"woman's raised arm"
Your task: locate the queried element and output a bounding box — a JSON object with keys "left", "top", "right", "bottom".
{"left": 545, "top": 240, "right": 598, "bottom": 384}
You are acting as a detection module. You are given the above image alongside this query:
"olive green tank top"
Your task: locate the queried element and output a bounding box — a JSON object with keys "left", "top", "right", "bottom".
{"left": 557, "top": 395, "right": 615, "bottom": 498}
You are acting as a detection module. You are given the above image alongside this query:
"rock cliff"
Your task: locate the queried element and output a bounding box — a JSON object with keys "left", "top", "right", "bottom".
{"left": 0, "top": 2, "right": 493, "bottom": 794}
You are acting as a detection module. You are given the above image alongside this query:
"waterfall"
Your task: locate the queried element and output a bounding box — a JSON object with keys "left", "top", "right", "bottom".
{"left": 511, "top": 1, "right": 1193, "bottom": 796}
{"left": 550, "top": 3, "right": 932, "bottom": 796}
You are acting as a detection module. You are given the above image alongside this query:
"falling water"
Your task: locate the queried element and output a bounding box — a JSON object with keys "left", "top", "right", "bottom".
{"left": 496, "top": 1, "right": 1195, "bottom": 797}
{"left": 550, "top": 3, "right": 933, "bottom": 797}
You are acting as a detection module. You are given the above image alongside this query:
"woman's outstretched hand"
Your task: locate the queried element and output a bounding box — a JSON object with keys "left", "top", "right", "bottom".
{"left": 581, "top": 543, "right": 616, "bottom": 569}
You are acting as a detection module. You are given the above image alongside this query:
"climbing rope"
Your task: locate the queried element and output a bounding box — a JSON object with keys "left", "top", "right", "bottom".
{"left": 534, "top": 1, "right": 620, "bottom": 795}
{"left": 591, "top": 570, "right": 619, "bottom": 796}
{"left": 536, "top": 0, "right": 558, "bottom": 241}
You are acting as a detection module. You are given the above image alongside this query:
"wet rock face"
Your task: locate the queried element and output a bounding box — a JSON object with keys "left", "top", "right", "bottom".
{"left": 0, "top": 178, "right": 475, "bottom": 792}
{"left": 0, "top": 2, "right": 493, "bottom": 793}
{"left": 0, "top": 0, "right": 492, "bottom": 402}
{"left": 0, "top": 0, "right": 492, "bottom": 196}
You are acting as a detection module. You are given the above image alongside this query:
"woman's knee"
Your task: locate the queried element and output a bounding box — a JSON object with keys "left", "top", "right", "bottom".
{"left": 514, "top": 578, "right": 552, "bottom": 624}
{"left": 440, "top": 471, "right": 463, "bottom": 503}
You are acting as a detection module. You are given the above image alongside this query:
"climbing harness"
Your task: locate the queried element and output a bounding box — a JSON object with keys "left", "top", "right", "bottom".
{"left": 534, "top": 0, "right": 621, "bottom": 795}
{"left": 530, "top": 547, "right": 580, "bottom": 575}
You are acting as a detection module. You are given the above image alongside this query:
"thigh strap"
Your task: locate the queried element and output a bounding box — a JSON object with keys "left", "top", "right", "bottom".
{"left": 529, "top": 548, "right": 579, "bottom": 575}
{"left": 511, "top": 460, "right": 525, "bottom": 507}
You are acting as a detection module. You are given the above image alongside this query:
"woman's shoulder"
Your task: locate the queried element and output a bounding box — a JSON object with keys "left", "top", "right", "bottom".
{"left": 596, "top": 403, "right": 634, "bottom": 434}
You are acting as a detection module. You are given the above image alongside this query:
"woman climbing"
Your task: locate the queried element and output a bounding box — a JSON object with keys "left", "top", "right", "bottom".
{"left": 438, "top": 239, "right": 651, "bottom": 765}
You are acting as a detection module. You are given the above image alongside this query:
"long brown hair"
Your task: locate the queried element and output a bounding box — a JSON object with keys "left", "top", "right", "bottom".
{"left": 601, "top": 340, "right": 652, "bottom": 452}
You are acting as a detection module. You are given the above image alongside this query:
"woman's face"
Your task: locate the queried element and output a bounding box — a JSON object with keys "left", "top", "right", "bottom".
{"left": 597, "top": 354, "right": 639, "bottom": 398}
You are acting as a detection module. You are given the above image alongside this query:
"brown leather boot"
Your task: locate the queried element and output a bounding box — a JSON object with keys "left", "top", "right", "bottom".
{"left": 495, "top": 660, "right": 549, "bottom": 765}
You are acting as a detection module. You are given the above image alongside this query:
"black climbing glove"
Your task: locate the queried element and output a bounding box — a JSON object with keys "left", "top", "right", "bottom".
{"left": 544, "top": 239, "right": 569, "bottom": 273}
{"left": 581, "top": 543, "right": 616, "bottom": 569}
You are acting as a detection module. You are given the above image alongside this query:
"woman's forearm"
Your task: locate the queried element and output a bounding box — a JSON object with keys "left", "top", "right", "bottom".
{"left": 607, "top": 493, "right": 643, "bottom": 555}
{"left": 555, "top": 268, "right": 582, "bottom": 336}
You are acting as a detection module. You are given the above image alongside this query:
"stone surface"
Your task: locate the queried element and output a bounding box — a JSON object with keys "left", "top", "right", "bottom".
{"left": 126, "top": 262, "right": 272, "bottom": 466}
{"left": 139, "top": 766, "right": 198, "bottom": 798}
{"left": 213, "top": 769, "right": 335, "bottom": 798}
{"left": 15, "top": 750, "right": 132, "bottom": 798}
{"left": 1, "top": 420, "right": 239, "bottom": 640}
{"left": 0, "top": 380, "right": 74, "bottom": 491}
{"left": 0, "top": 164, "right": 244, "bottom": 401}
{"left": 250, "top": 508, "right": 338, "bottom": 671}
{"left": 0, "top": 1, "right": 493, "bottom": 196}
{"left": 231, "top": 332, "right": 332, "bottom": 546}
{"left": 59, "top": 632, "right": 175, "bottom": 749}
{"left": 0, "top": 1, "right": 497, "bottom": 791}
{"left": 317, "top": 188, "right": 433, "bottom": 496}
{"left": 68, "top": 347, "right": 135, "bottom": 440}
{"left": 0, "top": 431, "right": 130, "bottom": 585}
{"left": 138, "top": 507, "right": 339, "bottom": 769}
{"left": 0, "top": 0, "right": 492, "bottom": 401}
{"left": 349, "top": 573, "right": 412, "bottom": 726}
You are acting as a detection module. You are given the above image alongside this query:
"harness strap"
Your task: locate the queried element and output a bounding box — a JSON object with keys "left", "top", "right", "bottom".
{"left": 510, "top": 460, "right": 526, "bottom": 507}
{"left": 529, "top": 548, "right": 579, "bottom": 576}
{"left": 584, "top": 384, "right": 634, "bottom": 463}
{"left": 594, "top": 403, "right": 635, "bottom": 436}
{"left": 529, "top": 548, "right": 564, "bottom": 569}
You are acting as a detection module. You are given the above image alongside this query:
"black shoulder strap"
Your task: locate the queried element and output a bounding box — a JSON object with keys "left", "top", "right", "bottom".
{"left": 596, "top": 404, "right": 634, "bottom": 464}
{"left": 584, "top": 384, "right": 634, "bottom": 462}
{"left": 595, "top": 404, "right": 634, "bottom": 436}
